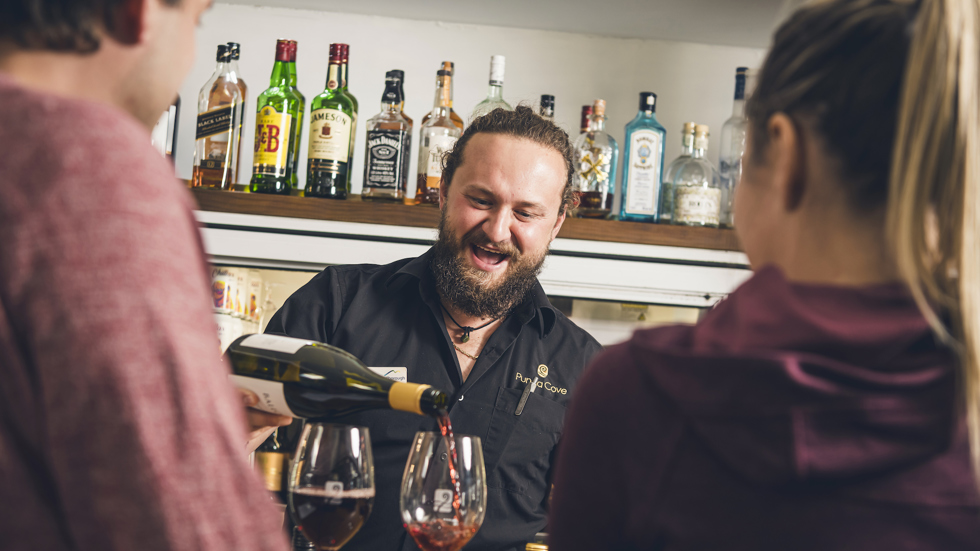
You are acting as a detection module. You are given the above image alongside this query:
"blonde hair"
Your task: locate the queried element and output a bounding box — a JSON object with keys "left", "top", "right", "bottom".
{"left": 748, "top": 0, "right": 980, "bottom": 480}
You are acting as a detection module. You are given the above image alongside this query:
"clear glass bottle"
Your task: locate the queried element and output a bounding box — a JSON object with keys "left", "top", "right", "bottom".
{"left": 719, "top": 67, "right": 757, "bottom": 228}
{"left": 339, "top": 44, "right": 359, "bottom": 190}
{"left": 422, "top": 61, "right": 464, "bottom": 130}
{"left": 250, "top": 39, "right": 304, "bottom": 195}
{"left": 192, "top": 44, "right": 246, "bottom": 190}
{"left": 539, "top": 95, "right": 555, "bottom": 122}
{"left": 470, "top": 55, "right": 512, "bottom": 121}
{"left": 226, "top": 43, "right": 247, "bottom": 187}
{"left": 362, "top": 71, "right": 412, "bottom": 202}
{"left": 285, "top": 40, "right": 304, "bottom": 191}
{"left": 671, "top": 124, "right": 722, "bottom": 227}
{"left": 572, "top": 99, "right": 619, "bottom": 219}
{"left": 659, "top": 122, "right": 696, "bottom": 224}
{"left": 619, "top": 92, "right": 666, "bottom": 223}
{"left": 306, "top": 43, "right": 356, "bottom": 200}
{"left": 415, "top": 69, "right": 462, "bottom": 206}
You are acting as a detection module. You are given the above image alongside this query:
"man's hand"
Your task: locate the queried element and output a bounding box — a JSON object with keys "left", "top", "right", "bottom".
{"left": 239, "top": 389, "right": 293, "bottom": 455}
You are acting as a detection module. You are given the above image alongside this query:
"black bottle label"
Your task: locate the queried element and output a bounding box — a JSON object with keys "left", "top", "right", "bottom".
{"left": 196, "top": 105, "right": 234, "bottom": 139}
{"left": 364, "top": 129, "right": 408, "bottom": 190}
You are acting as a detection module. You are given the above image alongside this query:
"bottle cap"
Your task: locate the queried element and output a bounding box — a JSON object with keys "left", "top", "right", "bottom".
{"left": 580, "top": 105, "right": 593, "bottom": 132}
{"left": 287, "top": 40, "right": 298, "bottom": 63}
{"left": 383, "top": 71, "right": 401, "bottom": 103}
{"left": 339, "top": 43, "right": 350, "bottom": 62}
{"left": 329, "top": 43, "right": 343, "bottom": 63}
{"left": 442, "top": 61, "right": 454, "bottom": 75}
{"left": 592, "top": 99, "right": 606, "bottom": 118}
{"left": 489, "top": 55, "right": 505, "bottom": 86}
{"left": 216, "top": 44, "right": 230, "bottom": 62}
{"left": 226, "top": 42, "right": 240, "bottom": 60}
{"left": 540, "top": 94, "right": 555, "bottom": 109}
{"left": 682, "top": 121, "right": 696, "bottom": 134}
{"left": 639, "top": 92, "right": 656, "bottom": 112}
{"left": 275, "top": 39, "right": 291, "bottom": 62}
{"left": 695, "top": 123, "right": 710, "bottom": 136}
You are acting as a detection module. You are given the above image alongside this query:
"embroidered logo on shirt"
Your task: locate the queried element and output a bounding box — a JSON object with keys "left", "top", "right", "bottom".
{"left": 516, "top": 372, "right": 566, "bottom": 395}
{"left": 537, "top": 364, "right": 549, "bottom": 378}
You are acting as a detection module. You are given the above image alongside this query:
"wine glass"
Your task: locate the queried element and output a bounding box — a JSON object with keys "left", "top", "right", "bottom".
{"left": 400, "top": 431, "right": 487, "bottom": 551}
{"left": 288, "top": 423, "right": 375, "bottom": 551}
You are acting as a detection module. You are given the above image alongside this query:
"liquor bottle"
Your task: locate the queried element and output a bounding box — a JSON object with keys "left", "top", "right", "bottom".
{"left": 225, "top": 333, "right": 449, "bottom": 417}
{"left": 659, "top": 122, "right": 696, "bottom": 224}
{"left": 192, "top": 44, "right": 246, "bottom": 190}
{"left": 227, "top": 43, "right": 248, "bottom": 187}
{"left": 254, "top": 426, "right": 289, "bottom": 502}
{"left": 619, "top": 92, "right": 666, "bottom": 223}
{"left": 470, "top": 55, "right": 512, "bottom": 121}
{"left": 421, "top": 61, "right": 464, "bottom": 130}
{"left": 539, "top": 95, "right": 555, "bottom": 122}
{"left": 286, "top": 41, "right": 305, "bottom": 191}
{"left": 362, "top": 71, "right": 412, "bottom": 202}
{"left": 250, "top": 39, "right": 304, "bottom": 195}
{"left": 670, "top": 124, "right": 722, "bottom": 227}
{"left": 392, "top": 69, "right": 413, "bottom": 192}
{"left": 572, "top": 99, "right": 619, "bottom": 219}
{"left": 578, "top": 105, "right": 593, "bottom": 134}
{"left": 150, "top": 96, "right": 180, "bottom": 162}
{"left": 339, "top": 44, "right": 359, "bottom": 190}
{"left": 415, "top": 68, "right": 462, "bottom": 205}
{"left": 719, "top": 67, "right": 756, "bottom": 228}
{"left": 305, "top": 44, "right": 356, "bottom": 199}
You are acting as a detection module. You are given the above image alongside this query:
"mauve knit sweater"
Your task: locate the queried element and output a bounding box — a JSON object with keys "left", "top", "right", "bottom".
{"left": 0, "top": 74, "right": 288, "bottom": 551}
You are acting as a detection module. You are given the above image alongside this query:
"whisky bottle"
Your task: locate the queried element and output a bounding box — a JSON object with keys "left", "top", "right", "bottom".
{"left": 362, "top": 71, "right": 412, "bottom": 202}
{"left": 470, "top": 55, "right": 513, "bottom": 122}
{"left": 671, "top": 124, "right": 722, "bottom": 227}
{"left": 227, "top": 42, "right": 248, "bottom": 187}
{"left": 572, "top": 99, "right": 618, "bottom": 219}
{"left": 339, "top": 44, "right": 359, "bottom": 190}
{"left": 250, "top": 39, "right": 304, "bottom": 195}
{"left": 619, "top": 92, "right": 666, "bottom": 223}
{"left": 539, "top": 95, "right": 555, "bottom": 122}
{"left": 192, "top": 44, "right": 246, "bottom": 190}
{"left": 415, "top": 68, "right": 462, "bottom": 205}
{"left": 660, "top": 122, "right": 696, "bottom": 224}
{"left": 305, "top": 43, "right": 356, "bottom": 199}
{"left": 286, "top": 40, "right": 305, "bottom": 191}
{"left": 719, "top": 67, "right": 756, "bottom": 228}
{"left": 392, "top": 69, "right": 413, "bottom": 128}
{"left": 421, "top": 62, "right": 464, "bottom": 130}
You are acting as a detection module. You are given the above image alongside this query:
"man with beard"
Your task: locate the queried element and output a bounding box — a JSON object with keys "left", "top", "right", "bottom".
{"left": 262, "top": 106, "right": 602, "bottom": 551}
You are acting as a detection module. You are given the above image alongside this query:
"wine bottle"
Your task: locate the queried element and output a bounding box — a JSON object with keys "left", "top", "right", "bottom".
{"left": 254, "top": 426, "right": 289, "bottom": 502}
{"left": 226, "top": 334, "right": 448, "bottom": 417}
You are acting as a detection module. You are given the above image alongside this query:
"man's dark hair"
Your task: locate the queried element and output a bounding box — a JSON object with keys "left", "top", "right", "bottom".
{"left": 0, "top": 0, "right": 179, "bottom": 53}
{"left": 442, "top": 105, "right": 577, "bottom": 217}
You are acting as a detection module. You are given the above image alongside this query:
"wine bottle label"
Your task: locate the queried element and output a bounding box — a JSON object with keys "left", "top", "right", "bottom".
{"left": 423, "top": 134, "right": 457, "bottom": 178}
{"left": 624, "top": 130, "right": 663, "bottom": 216}
{"left": 253, "top": 105, "right": 293, "bottom": 177}
{"left": 196, "top": 105, "right": 234, "bottom": 139}
{"left": 229, "top": 374, "right": 297, "bottom": 417}
{"left": 368, "top": 367, "right": 408, "bottom": 382}
{"left": 364, "top": 129, "right": 408, "bottom": 190}
{"left": 241, "top": 333, "right": 311, "bottom": 354}
{"left": 674, "top": 186, "right": 721, "bottom": 226}
{"left": 308, "top": 109, "right": 352, "bottom": 170}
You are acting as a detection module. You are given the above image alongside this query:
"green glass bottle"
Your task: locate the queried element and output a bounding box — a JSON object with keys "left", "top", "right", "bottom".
{"left": 306, "top": 43, "right": 356, "bottom": 199}
{"left": 250, "top": 39, "right": 303, "bottom": 195}
{"left": 286, "top": 40, "right": 305, "bottom": 191}
{"left": 340, "top": 44, "right": 359, "bottom": 191}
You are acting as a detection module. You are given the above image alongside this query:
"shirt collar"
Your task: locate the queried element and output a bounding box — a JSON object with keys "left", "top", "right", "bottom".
{"left": 385, "top": 247, "right": 558, "bottom": 337}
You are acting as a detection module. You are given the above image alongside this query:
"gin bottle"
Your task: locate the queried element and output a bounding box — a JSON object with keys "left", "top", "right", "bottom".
{"left": 192, "top": 44, "right": 246, "bottom": 190}
{"left": 415, "top": 68, "right": 462, "bottom": 205}
{"left": 362, "top": 71, "right": 412, "bottom": 201}
{"left": 250, "top": 39, "right": 304, "bottom": 195}
{"left": 306, "top": 43, "right": 356, "bottom": 199}
{"left": 470, "top": 55, "right": 512, "bottom": 121}
{"left": 619, "top": 92, "right": 666, "bottom": 223}
{"left": 719, "top": 67, "right": 756, "bottom": 227}
{"left": 671, "top": 124, "right": 722, "bottom": 227}
{"left": 572, "top": 99, "right": 618, "bottom": 219}
{"left": 659, "top": 122, "right": 696, "bottom": 224}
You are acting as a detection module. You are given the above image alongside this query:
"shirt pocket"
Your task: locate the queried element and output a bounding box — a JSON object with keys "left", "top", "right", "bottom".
{"left": 483, "top": 386, "right": 566, "bottom": 499}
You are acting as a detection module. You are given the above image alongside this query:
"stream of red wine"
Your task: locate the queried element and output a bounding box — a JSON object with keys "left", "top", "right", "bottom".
{"left": 436, "top": 411, "right": 462, "bottom": 520}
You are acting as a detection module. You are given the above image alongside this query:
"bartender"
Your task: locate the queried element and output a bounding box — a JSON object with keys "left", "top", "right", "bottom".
{"left": 259, "top": 106, "right": 601, "bottom": 551}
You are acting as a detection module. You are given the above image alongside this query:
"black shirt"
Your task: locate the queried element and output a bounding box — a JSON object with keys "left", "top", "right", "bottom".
{"left": 265, "top": 248, "right": 602, "bottom": 551}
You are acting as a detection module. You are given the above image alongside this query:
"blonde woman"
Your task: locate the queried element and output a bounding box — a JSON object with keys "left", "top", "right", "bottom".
{"left": 549, "top": 0, "right": 980, "bottom": 549}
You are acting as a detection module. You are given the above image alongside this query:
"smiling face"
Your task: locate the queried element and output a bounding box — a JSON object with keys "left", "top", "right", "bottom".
{"left": 432, "top": 133, "right": 568, "bottom": 318}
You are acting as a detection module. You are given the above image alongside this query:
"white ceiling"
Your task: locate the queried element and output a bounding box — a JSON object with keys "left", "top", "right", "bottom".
{"left": 221, "top": 0, "right": 801, "bottom": 49}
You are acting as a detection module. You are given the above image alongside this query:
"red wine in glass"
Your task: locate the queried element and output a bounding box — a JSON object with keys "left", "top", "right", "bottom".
{"left": 407, "top": 519, "right": 479, "bottom": 551}
{"left": 291, "top": 487, "right": 374, "bottom": 550}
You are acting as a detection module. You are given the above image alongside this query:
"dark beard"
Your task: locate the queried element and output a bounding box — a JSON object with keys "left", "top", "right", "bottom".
{"left": 430, "top": 212, "right": 548, "bottom": 319}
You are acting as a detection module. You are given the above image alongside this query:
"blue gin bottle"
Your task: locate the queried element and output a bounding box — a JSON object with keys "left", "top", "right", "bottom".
{"left": 619, "top": 92, "right": 667, "bottom": 222}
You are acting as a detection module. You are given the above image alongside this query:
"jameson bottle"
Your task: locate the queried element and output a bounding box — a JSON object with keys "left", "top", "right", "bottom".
{"left": 362, "top": 71, "right": 412, "bottom": 202}
{"left": 306, "top": 43, "right": 355, "bottom": 199}
{"left": 421, "top": 61, "right": 464, "bottom": 131}
{"left": 225, "top": 334, "right": 449, "bottom": 418}
{"left": 192, "top": 44, "right": 246, "bottom": 190}
{"left": 339, "top": 44, "right": 359, "bottom": 190}
{"left": 415, "top": 68, "right": 462, "bottom": 205}
{"left": 250, "top": 39, "right": 304, "bottom": 195}
{"left": 286, "top": 41, "right": 305, "bottom": 191}
{"left": 619, "top": 92, "right": 666, "bottom": 223}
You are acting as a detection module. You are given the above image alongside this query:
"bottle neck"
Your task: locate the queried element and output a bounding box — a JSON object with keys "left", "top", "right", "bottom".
{"left": 447, "top": 74, "right": 455, "bottom": 108}
{"left": 732, "top": 98, "right": 746, "bottom": 118}
{"left": 215, "top": 60, "right": 230, "bottom": 76}
{"left": 340, "top": 61, "right": 350, "bottom": 90}
{"left": 326, "top": 62, "right": 341, "bottom": 90}
{"left": 485, "top": 83, "right": 504, "bottom": 101}
{"left": 269, "top": 60, "right": 289, "bottom": 88}
{"left": 680, "top": 138, "right": 694, "bottom": 155}
{"left": 288, "top": 61, "right": 298, "bottom": 87}
{"left": 592, "top": 115, "right": 606, "bottom": 132}
{"left": 381, "top": 85, "right": 402, "bottom": 113}
{"left": 432, "top": 78, "right": 450, "bottom": 109}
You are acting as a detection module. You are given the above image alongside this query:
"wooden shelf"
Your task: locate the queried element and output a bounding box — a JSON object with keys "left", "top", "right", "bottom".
{"left": 190, "top": 187, "right": 741, "bottom": 252}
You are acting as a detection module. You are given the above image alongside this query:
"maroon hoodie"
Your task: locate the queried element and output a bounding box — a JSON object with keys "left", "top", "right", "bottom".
{"left": 549, "top": 266, "right": 980, "bottom": 550}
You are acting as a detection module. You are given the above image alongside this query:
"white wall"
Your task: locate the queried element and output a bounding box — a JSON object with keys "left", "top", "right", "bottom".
{"left": 176, "top": 3, "right": 766, "bottom": 200}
